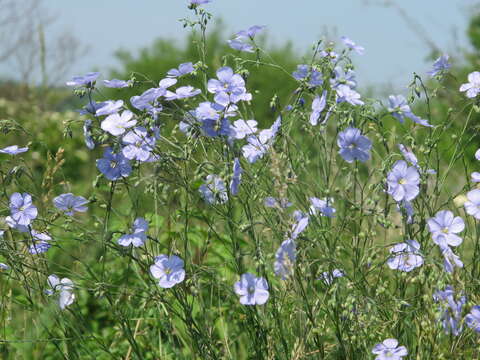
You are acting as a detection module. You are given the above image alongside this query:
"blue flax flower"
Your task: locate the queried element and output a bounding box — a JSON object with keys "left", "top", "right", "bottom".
{"left": 190, "top": 0, "right": 211, "bottom": 5}
{"left": 202, "top": 118, "right": 233, "bottom": 138}
{"left": 214, "top": 87, "right": 251, "bottom": 106}
{"left": 83, "top": 120, "right": 95, "bottom": 150}
{"left": 10, "top": 192, "right": 37, "bottom": 226}
{"left": 236, "top": 25, "right": 265, "bottom": 38}
{"left": 103, "top": 79, "right": 131, "bottom": 88}
{"left": 387, "top": 240, "right": 423, "bottom": 272}
{"left": 28, "top": 230, "right": 52, "bottom": 254}
{"left": 319, "top": 49, "right": 339, "bottom": 60}
{"left": 130, "top": 87, "right": 166, "bottom": 118}
{"left": 371, "top": 339, "right": 407, "bottom": 360}
{"left": 472, "top": 172, "right": 480, "bottom": 183}
{"left": 122, "top": 127, "right": 156, "bottom": 162}
{"left": 264, "top": 197, "right": 292, "bottom": 209}
{"left": 150, "top": 255, "right": 185, "bottom": 288}
{"left": 330, "top": 66, "right": 357, "bottom": 89}
{"left": 397, "top": 144, "right": 418, "bottom": 168}
{"left": 231, "top": 119, "right": 257, "bottom": 139}
{"left": 194, "top": 100, "right": 238, "bottom": 121}
{"left": 475, "top": 148, "right": 480, "bottom": 160}
{"left": 53, "top": 193, "right": 88, "bottom": 216}
{"left": 228, "top": 25, "right": 265, "bottom": 53}
{"left": 464, "top": 189, "right": 480, "bottom": 220}
{"left": 291, "top": 212, "right": 309, "bottom": 239}
{"left": 194, "top": 102, "right": 236, "bottom": 138}
{"left": 388, "top": 95, "right": 432, "bottom": 127}
{"left": 228, "top": 39, "right": 254, "bottom": 53}
{"left": 101, "top": 110, "right": 136, "bottom": 136}
{"left": 159, "top": 78, "right": 177, "bottom": 89}
{"left": 309, "top": 197, "right": 335, "bottom": 217}
{"left": 341, "top": 36, "right": 365, "bottom": 55}
{"left": 199, "top": 175, "right": 228, "bottom": 204}
{"left": 441, "top": 246, "right": 463, "bottom": 274}
{"left": 398, "top": 143, "right": 437, "bottom": 175}
{"left": 234, "top": 273, "right": 269, "bottom": 305}
{"left": 164, "top": 86, "right": 201, "bottom": 100}
{"left": 242, "top": 116, "right": 281, "bottom": 163}
{"left": 195, "top": 102, "right": 221, "bottom": 121}
{"left": 427, "top": 210, "right": 464, "bottom": 248}
{"left": 96, "top": 148, "right": 132, "bottom": 181}
{"left": 242, "top": 136, "right": 270, "bottom": 163}
{"left": 118, "top": 218, "right": 148, "bottom": 247}
{"left": 336, "top": 85, "right": 364, "bottom": 106}
{"left": 466, "top": 306, "right": 480, "bottom": 333}
{"left": 337, "top": 127, "right": 371, "bottom": 163}
{"left": 230, "top": 158, "right": 242, "bottom": 196}
{"left": 320, "top": 269, "right": 345, "bottom": 285}
{"left": 47, "top": 275, "right": 75, "bottom": 310}
{"left": 66, "top": 72, "right": 100, "bottom": 87}
{"left": 78, "top": 100, "right": 107, "bottom": 115}
{"left": 167, "top": 62, "right": 194, "bottom": 78}
{"left": 396, "top": 200, "right": 414, "bottom": 224}
{"left": 131, "top": 88, "right": 165, "bottom": 110}
{"left": 309, "top": 91, "right": 327, "bottom": 126}
{"left": 427, "top": 54, "right": 451, "bottom": 77}
{"left": 274, "top": 239, "right": 296, "bottom": 280}
{"left": 96, "top": 100, "right": 124, "bottom": 116}
{"left": 207, "top": 67, "right": 246, "bottom": 96}
{"left": 460, "top": 71, "right": 480, "bottom": 98}
{"left": 433, "top": 286, "right": 466, "bottom": 336}
{"left": 473, "top": 150, "right": 480, "bottom": 181}
{"left": 0, "top": 145, "right": 28, "bottom": 155}
{"left": 5, "top": 215, "right": 28, "bottom": 232}
{"left": 292, "top": 64, "right": 323, "bottom": 87}
{"left": 386, "top": 160, "right": 420, "bottom": 202}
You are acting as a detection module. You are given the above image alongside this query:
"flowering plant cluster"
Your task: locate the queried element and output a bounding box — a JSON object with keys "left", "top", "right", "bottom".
{"left": 2, "top": 1, "right": 480, "bottom": 358}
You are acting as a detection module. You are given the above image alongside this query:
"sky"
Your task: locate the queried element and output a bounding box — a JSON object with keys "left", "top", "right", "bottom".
{"left": 2, "top": 0, "right": 476, "bottom": 88}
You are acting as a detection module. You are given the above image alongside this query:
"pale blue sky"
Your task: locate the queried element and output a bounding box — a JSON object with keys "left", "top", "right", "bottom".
{"left": 5, "top": 1, "right": 477, "bottom": 87}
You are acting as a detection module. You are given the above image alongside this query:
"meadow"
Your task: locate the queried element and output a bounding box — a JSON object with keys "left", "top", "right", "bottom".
{"left": 2, "top": 1, "right": 480, "bottom": 359}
